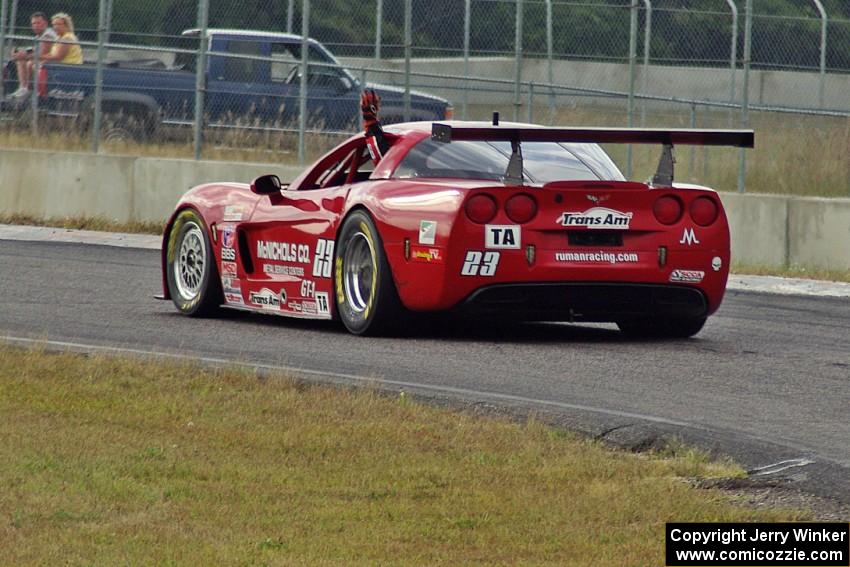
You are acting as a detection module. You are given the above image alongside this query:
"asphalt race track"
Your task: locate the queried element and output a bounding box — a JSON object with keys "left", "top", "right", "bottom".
{"left": 1, "top": 239, "right": 848, "bottom": 505}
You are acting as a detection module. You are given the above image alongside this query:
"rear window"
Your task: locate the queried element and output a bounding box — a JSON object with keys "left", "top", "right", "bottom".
{"left": 394, "top": 138, "right": 625, "bottom": 183}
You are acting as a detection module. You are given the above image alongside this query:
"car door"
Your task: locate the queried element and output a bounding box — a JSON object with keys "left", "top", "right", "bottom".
{"left": 238, "top": 140, "right": 364, "bottom": 318}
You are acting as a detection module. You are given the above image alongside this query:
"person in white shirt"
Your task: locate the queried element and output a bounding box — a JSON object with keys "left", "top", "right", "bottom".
{"left": 9, "top": 12, "right": 58, "bottom": 98}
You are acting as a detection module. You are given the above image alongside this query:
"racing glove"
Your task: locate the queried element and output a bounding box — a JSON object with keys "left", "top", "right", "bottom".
{"left": 361, "top": 89, "right": 390, "bottom": 163}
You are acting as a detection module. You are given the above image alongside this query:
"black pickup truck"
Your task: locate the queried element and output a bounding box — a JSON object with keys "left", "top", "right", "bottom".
{"left": 2, "top": 28, "right": 452, "bottom": 139}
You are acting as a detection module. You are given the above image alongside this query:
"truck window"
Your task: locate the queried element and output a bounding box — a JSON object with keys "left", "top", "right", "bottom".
{"left": 270, "top": 43, "right": 299, "bottom": 82}
{"left": 222, "top": 40, "right": 264, "bottom": 82}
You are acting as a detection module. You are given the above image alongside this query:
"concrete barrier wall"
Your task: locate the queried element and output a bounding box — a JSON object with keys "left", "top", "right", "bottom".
{"left": 0, "top": 149, "right": 847, "bottom": 270}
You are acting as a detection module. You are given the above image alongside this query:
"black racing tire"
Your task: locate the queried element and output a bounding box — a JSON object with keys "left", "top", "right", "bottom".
{"left": 616, "top": 316, "right": 707, "bottom": 339}
{"left": 334, "top": 210, "right": 404, "bottom": 335}
{"left": 165, "top": 208, "right": 222, "bottom": 317}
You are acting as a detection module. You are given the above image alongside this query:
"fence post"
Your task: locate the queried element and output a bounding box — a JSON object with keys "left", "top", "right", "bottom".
{"left": 287, "top": 0, "right": 294, "bottom": 33}
{"left": 92, "top": 0, "right": 108, "bottom": 153}
{"left": 298, "top": 0, "right": 310, "bottom": 166}
{"left": 359, "top": 67, "right": 367, "bottom": 130}
{"left": 513, "top": 0, "right": 523, "bottom": 122}
{"left": 29, "top": 35, "right": 38, "bottom": 137}
{"left": 689, "top": 103, "right": 696, "bottom": 175}
{"left": 462, "top": 0, "right": 470, "bottom": 119}
{"left": 811, "top": 0, "right": 827, "bottom": 108}
{"left": 527, "top": 82, "right": 534, "bottom": 123}
{"left": 626, "top": 0, "right": 638, "bottom": 178}
{"left": 737, "top": 0, "right": 752, "bottom": 194}
{"left": 0, "top": 0, "right": 7, "bottom": 100}
{"left": 726, "top": 0, "right": 737, "bottom": 103}
{"left": 403, "top": 0, "right": 411, "bottom": 121}
{"left": 7, "top": 0, "right": 16, "bottom": 51}
{"left": 546, "top": 0, "right": 554, "bottom": 121}
{"left": 192, "top": 0, "right": 209, "bottom": 161}
{"left": 640, "top": 0, "right": 651, "bottom": 126}
{"left": 105, "top": 0, "right": 113, "bottom": 43}
{"left": 374, "top": 0, "right": 382, "bottom": 60}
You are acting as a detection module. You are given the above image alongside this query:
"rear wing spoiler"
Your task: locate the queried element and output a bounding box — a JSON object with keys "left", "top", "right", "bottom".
{"left": 430, "top": 123, "right": 754, "bottom": 148}
{"left": 431, "top": 123, "right": 754, "bottom": 187}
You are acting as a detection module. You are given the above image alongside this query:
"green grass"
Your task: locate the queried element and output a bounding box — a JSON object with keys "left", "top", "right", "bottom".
{"left": 0, "top": 345, "right": 803, "bottom": 565}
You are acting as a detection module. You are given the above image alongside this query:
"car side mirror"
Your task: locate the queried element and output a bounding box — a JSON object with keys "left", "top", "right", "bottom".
{"left": 251, "top": 174, "right": 282, "bottom": 195}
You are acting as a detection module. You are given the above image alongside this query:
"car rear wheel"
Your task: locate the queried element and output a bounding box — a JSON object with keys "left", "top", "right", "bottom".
{"left": 334, "top": 210, "right": 404, "bottom": 335}
{"left": 617, "top": 316, "right": 707, "bottom": 339}
{"left": 166, "top": 208, "right": 222, "bottom": 316}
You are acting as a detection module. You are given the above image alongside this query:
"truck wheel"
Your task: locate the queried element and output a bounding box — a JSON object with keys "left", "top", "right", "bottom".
{"left": 102, "top": 110, "right": 148, "bottom": 142}
{"left": 334, "top": 210, "right": 404, "bottom": 335}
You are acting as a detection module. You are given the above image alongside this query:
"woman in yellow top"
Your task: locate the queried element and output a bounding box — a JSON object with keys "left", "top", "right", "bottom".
{"left": 41, "top": 13, "right": 82, "bottom": 64}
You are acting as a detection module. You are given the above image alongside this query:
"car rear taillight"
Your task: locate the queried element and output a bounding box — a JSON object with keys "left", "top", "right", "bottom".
{"left": 689, "top": 196, "right": 719, "bottom": 226}
{"left": 653, "top": 195, "right": 684, "bottom": 225}
{"left": 465, "top": 194, "right": 497, "bottom": 224}
{"left": 505, "top": 193, "right": 537, "bottom": 224}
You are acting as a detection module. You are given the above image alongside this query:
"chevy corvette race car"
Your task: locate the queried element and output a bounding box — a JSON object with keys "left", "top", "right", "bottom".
{"left": 160, "top": 120, "right": 753, "bottom": 337}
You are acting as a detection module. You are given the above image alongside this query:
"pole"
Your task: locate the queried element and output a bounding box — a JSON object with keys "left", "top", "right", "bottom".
{"left": 374, "top": 0, "right": 382, "bottom": 60}
{"left": 403, "top": 0, "right": 411, "bottom": 121}
{"left": 811, "top": 0, "right": 827, "bottom": 108}
{"left": 92, "top": 0, "right": 108, "bottom": 153}
{"left": 7, "top": 0, "right": 16, "bottom": 52}
{"left": 513, "top": 0, "right": 523, "bottom": 122}
{"left": 737, "top": 0, "right": 752, "bottom": 194}
{"left": 192, "top": 0, "right": 209, "bottom": 161}
{"left": 298, "top": 0, "right": 309, "bottom": 165}
{"left": 359, "top": 67, "right": 367, "bottom": 130}
{"left": 640, "top": 0, "right": 651, "bottom": 126}
{"left": 462, "top": 0, "right": 470, "bottom": 119}
{"left": 527, "top": 81, "right": 534, "bottom": 123}
{"left": 626, "top": 0, "right": 638, "bottom": 178}
{"left": 287, "top": 0, "right": 294, "bottom": 34}
{"left": 0, "top": 0, "right": 7, "bottom": 100}
{"left": 546, "top": 0, "right": 554, "bottom": 121}
{"left": 29, "top": 35, "right": 38, "bottom": 137}
{"left": 726, "top": 0, "right": 737, "bottom": 104}
{"left": 105, "top": 0, "right": 113, "bottom": 43}
{"left": 688, "top": 103, "right": 696, "bottom": 175}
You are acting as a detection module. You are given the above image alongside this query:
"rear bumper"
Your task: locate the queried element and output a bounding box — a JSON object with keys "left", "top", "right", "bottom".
{"left": 458, "top": 282, "right": 708, "bottom": 322}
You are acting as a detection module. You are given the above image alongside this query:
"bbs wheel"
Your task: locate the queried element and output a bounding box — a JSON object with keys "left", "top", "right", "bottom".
{"left": 334, "top": 210, "right": 403, "bottom": 335}
{"left": 166, "top": 208, "right": 222, "bottom": 316}
{"left": 617, "top": 316, "right": 707, "bottom": 339}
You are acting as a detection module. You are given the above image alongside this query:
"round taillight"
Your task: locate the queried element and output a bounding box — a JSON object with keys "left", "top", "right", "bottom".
{"left": 505, "top": 193, "right": 537, "bottom": 224}
{"left": 690, "top": 196, "right": 719, "bottom": 226}
{"left": 465, "top": 194, "right": 498, "bottom": 224}
{"left": 653, "top": 195, "right": 684, "bottom": 225}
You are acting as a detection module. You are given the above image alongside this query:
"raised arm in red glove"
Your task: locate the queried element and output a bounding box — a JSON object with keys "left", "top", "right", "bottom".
{"left": 362, "top": 89, "right": 390, "bottom": 163}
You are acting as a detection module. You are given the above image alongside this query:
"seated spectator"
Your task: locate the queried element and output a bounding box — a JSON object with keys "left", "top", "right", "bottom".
{"left": 41, "top": 13, "right": 82, "bottom": 65}
{"left": 8, "top": 12, "right": 57, "bottom": 98}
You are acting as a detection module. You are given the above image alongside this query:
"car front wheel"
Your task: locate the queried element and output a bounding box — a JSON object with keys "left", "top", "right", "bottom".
{"left": 165, "top": 208, "right": 222, "bottom": 316}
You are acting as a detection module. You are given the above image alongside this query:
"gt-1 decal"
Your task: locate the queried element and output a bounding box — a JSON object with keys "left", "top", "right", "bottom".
{"left": 557, "top": 207, "right": 633, "bottom": 229}
{"left": 300, "top": 279, "right": 316, "bottom": 299}
{"left": 257, "top": 240, "right": 310, "bottom": 263}
{"left": 249, "top": 288, "right": 286, "bottom": 309}
{"left": 669, "top": 269, "right": 705, "bottom": 283}
{"left": 312, "top": 239, "right": 334, "bottom": 278}
{"left": 410, "top": 246, "right": 444, "bottom": 264}
{"left": 461, "top": 251, "right": 500, "bottom": 276}
{"left": 485, "top": 225, "right": 520, "bottom": 249}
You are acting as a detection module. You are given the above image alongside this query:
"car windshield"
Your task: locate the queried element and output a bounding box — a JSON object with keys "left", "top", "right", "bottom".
{"left": 394, "top": 138, "right": 625, "bottom": 183}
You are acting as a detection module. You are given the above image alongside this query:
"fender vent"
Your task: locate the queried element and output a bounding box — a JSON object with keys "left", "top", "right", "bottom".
{"left": 237, "top": 229, "right": 253, "bottom": 274}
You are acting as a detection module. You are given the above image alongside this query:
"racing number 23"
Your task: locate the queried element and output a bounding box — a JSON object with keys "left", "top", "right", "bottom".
{"left": 461, "top": 251, "right": 500, "bottom": 277}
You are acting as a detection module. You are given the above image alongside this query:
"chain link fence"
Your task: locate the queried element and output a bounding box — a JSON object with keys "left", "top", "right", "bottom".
{"left": 1, "top": 0, "right": 849, "bottom": 194}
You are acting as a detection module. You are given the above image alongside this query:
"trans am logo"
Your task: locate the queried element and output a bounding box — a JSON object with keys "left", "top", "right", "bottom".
{"left": 249, "top": 288, "right": 286, "bottom": 309}
{"left": 557, "top": 207, "right": 633, "bottom": 229}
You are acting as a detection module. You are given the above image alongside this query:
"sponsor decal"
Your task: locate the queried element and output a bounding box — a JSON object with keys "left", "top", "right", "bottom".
{"left": 287, "top": 301, "right": 304, "bottom": 313}
{"left": 554, "top": 251, "right": 640, "bottom": 264}
{"left": 557, "top": 207, "right": 633, "bottom": 229}
{"left": 221, "top": 247, "right": 236, "bottom": 261}
{"left": 315, "top": 292, "right": 331, "bottom": 316}
{"left": 712, "top": 256, "right": 722, "bottom": 272}
{"left": 257, "top": 240, "right": 310, "bottom": 263}
{"left": 221, "top": 261, "right": 238, "bottom": 277}
{"left": 224, "top": 292, "right": 244, "bottom": 305}
{"left": 249, "top": 288, "right": 285, "bottom": 309}
{"left": 679, "top": 227, "right": 700, "bottom": 246}
{"left": 221, "top": 225, "right": 236, "bottom": 249}
{"left": 263, "top": 264, "right": 305, "bottom": 277}
{"left": 300, "top": 279, "right": 316, "bottom": 299}
{"left": 669, "top": 269, "right": 705, "bottom": 283}
{"left": 221, "top": 276, "right": 242, "bottom": 294}
{"left": 461, "top": 251, "right": 500, "bottom": 277}
{"left": 419, "top": 220, "right": 437, "bottom": 245}
{"left": 302, "top": 301, "right": 319, "bottom": 315}
{"left": 485, "top": 225, "right": 521, "bottom": 249}
{"left": 223, "top": 205, "right": 244, "bottom": 222}
{"left": 410, "top": 246, "right": 444, "bottom": 264}
{"left": 312, "top": 239, "right": 334, "bottom": 278}
{"left": 586, "top": 194, "right": 610, "bottom": 204}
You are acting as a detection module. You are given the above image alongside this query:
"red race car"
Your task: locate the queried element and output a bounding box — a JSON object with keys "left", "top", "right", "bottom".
{"left": 160, "top": 120, "right": 753, "bottom": 337}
